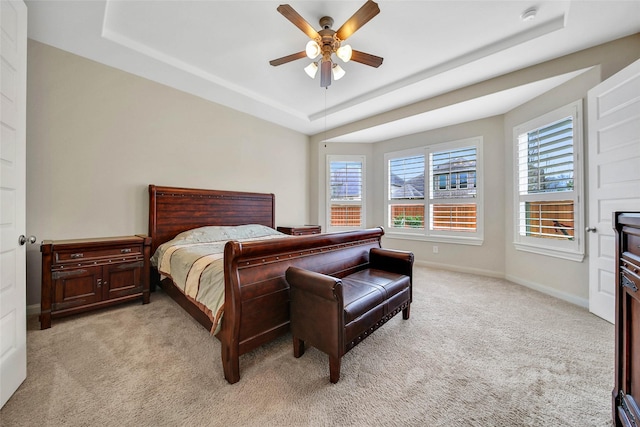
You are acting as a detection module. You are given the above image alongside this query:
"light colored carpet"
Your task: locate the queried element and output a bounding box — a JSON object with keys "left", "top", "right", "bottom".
{"left": 0, "top": 267, "right": 614, "bottom": 426}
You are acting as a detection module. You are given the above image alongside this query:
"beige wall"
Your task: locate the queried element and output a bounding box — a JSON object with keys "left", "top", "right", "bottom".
{"left": 310, "top": 117, "right": 505, "bottom": 278}
{"left": 503, "top": 36, "right": 640, "bottom": 305}
{"left": 309, "top": 141, "right": 374, "bottom": 230}
{"left": 25, "top": 40, "right": 309, "bottom": 306}
{"left": 372, "top": 117, "right": 506, "bottom": 277}
{"left": 502, "top": 70, "right": 600, "bottom": 305}
{"left": 26, "top": 34, "right": 640, "bottom": 310}
{"left": 311, "top": 34, "right": 640, "bottom": 306}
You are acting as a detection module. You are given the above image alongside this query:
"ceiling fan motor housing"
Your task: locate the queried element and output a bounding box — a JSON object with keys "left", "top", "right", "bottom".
{"left": 319, "top": 16, "right": 334, "bottom": 29}
{"left": 318, "top": 17, "right": 341, "bottom": 62}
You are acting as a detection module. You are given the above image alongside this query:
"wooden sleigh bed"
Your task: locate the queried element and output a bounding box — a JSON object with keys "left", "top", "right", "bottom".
{"left": 148, "top": 185, "right": 384, "bottom": 384}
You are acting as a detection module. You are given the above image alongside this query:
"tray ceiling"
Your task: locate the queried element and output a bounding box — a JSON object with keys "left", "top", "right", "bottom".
{"left": 25, "top": 1, "right": 640, "bottom": 142}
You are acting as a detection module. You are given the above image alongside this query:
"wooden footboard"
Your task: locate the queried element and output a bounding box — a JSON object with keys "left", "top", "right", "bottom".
{"left": 219, "top": 227, "right": 384, "bottom": 383}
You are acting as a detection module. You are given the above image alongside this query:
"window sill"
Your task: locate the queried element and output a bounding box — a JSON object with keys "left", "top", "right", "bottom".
{"left": 385, "top": 231, "right": 483, "bottom": 246}
{"left": 513, "top": 242, "right": 584, "bottom": 262}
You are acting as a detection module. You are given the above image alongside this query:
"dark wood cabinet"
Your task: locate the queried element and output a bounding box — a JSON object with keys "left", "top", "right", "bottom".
{"left": 613, "top": 212, "right": 640, "bottom": 426}
{"left": 40, "top": 235, "right": 151, "bottom": 329}
{"left": 277, "top": 225, "right": 321, "bottom": 236}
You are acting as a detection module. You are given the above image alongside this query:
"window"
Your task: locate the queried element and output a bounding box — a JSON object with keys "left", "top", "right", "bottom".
{"left": 513, "top": 100, "right": 584, "bottom": 261}
{"left": 389, "top": 154, "right": 425, "bottom": 229}
{"left": 384, "top": 137, "right": 483, "bottom": 244}
{"left": 430, "top": 146, "right": 478, "bottom": 233}
{"left": 327, "top": 155, "right": 364, "bottom": 231}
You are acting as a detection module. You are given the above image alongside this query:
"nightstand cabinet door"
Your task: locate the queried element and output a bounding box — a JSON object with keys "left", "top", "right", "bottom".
{"left": 53, "top": 265, "right": 102, "bottom": 311}
{"left": 103, "top": 260, "right": 144, "bottom": 300}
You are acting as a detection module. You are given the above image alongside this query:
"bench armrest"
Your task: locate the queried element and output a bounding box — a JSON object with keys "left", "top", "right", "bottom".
{"left": 369, "top": 248, "right": 414, "bottom": 278}
{"left": 286, "top": 266, "right": 344, "bottom": 357}
{"left": 285, "top": 266, "right": 341, "bottom": 301}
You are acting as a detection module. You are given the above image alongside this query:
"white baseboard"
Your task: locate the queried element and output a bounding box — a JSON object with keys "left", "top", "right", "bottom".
{"left": 414, "top": 259, "right": 588, "bottom": 309}
{"left": 504, "top": 274, "right": 588, "bottom": 309}
{"left": 27, "top": 304, "right": 40, "bottom": 316}
{"left": 414, "top": 259, "right": 504, "bottom": 279}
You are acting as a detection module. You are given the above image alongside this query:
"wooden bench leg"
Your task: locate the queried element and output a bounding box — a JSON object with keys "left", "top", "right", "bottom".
{"left": 403, "top": 305, "right": 410, "bottom": 320}
{"left": 293, "top": 336, "right": 305, "bottom": 358}
{"left": 329, "top": 355, "right": 341, "bottom": 383}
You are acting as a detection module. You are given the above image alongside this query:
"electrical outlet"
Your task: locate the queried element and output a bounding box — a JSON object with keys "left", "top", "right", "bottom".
{"left": 433, "top": 245, "right": 439, "bottom": 254}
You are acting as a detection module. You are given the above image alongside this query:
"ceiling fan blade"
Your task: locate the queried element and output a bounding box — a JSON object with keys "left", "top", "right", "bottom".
{"left": 277, "top": 4, "right": 320, "bottom": 40}
{"left": 269, "top": 51, "right": 307, "bottom": 66}
{"left": 350, "top": 50, "right": 383, "bottom": 68}
{"left": 336, "top": 0, "right": 380, "bottom": 41}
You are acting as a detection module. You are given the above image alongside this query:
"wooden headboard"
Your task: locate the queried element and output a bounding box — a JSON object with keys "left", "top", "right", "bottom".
{"left": 148, "top": 185, "right": 275, "bottom": 255}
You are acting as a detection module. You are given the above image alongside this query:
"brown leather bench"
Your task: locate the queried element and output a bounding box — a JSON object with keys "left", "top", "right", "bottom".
{"left": 285, "top": 248, "right": 413, "bottom": 383}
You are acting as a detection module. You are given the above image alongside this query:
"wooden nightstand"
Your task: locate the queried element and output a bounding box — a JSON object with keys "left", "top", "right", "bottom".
{"left": 277, "top": 225, "right": 322, "bottom": 236}
{"left": 40, "top": 235, "right": 151, "bottom": 329}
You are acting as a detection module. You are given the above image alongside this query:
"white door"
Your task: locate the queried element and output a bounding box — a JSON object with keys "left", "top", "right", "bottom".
{"left": 0, "top": 0, "right": 28, "bottom": 408}
{"left": 587, "top": 59, "right": 640, "bottom": 323}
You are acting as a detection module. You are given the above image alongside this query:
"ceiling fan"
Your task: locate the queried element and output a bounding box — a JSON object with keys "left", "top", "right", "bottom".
{"left": 269, "top": 0, "right": 384, "bottom": 88}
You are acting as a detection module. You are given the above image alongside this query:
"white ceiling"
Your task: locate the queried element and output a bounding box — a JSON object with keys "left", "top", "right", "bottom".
{"left": 25, "top": 1, "right": 640, "bottom": 142}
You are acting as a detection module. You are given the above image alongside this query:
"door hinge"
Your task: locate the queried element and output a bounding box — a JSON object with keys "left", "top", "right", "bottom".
{"left": 622, "top": 275, "right": 638, "bottom": 292}
{"left": 619, "top": 390, "right": 640, "bottom": 427}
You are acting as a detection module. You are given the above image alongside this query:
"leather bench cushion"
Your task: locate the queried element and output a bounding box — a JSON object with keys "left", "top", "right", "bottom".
{"left": 343, "top": 287, "right": 411, "bottom": 345}
{"left": 342, "top": 269, "right": 410, "bottom": 324}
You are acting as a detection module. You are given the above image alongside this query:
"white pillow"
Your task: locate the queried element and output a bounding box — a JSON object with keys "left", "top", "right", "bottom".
{"left": 173, "top": 224, "right": 282, "bottom": 243}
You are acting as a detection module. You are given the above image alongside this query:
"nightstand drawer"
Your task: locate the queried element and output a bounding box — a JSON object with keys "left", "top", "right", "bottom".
{"left": 54, "top": 245, "right": 143, "bottom": 263}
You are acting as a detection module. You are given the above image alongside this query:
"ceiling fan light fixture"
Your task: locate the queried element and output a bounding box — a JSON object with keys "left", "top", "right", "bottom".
{"left": 305, "top": 40, "right": 321, "bottom": 59}
{"left": 336, "top": 44, "right": 352, "bottom": 62}
{"left": 332, "top": 63, "right": 346, "bottom": 80}
{"left": 304, "top": 62, "right": 318, "bottom": 78}
{"left": 270, "top": 1, "right": 383, "bottom": 86}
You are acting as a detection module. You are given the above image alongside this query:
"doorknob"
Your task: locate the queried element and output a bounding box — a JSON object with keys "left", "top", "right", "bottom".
{"left": 585, "top": 227, "right": 597, "bottom": 233}
{"left": 18, "top": 235, "right": 37, "bottom": 245}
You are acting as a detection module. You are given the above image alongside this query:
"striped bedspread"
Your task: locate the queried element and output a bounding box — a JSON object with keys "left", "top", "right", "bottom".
{"left": 150, "top": 225, "right": 288, "bottom": 334}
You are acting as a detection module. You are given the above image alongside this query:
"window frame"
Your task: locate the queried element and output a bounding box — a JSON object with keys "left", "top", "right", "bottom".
{"left": 384, "top": 137, "right": 484, "bottom": 245}
{"left": 512, "top": 100, "right": 584, "bottom": 261}
{"left": 326, "top": 155, "right": 366, "bottom": 232}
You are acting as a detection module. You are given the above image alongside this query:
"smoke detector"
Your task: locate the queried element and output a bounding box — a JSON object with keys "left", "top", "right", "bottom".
{"left": 521, "top": 7, "right": 538, "bottom": 22}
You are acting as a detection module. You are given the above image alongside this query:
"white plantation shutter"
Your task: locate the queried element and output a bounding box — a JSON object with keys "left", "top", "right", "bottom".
{"left": 519, "top": 117, "right": 574, "bottom": 195}
{"left": 429, "top": 146, "right": 477, "bottom": 232}
{"left": 388, "top": 154, "right": 425, "bottom": 229}
{"left": 518, "top": 200, "right": 575, "bottom": 239}
{"left": 328, "top": 156, "right": 364, "bottom": 230}
{"left": 517, "top": 117, "right": 575, "bottom": 240}
{"left": 513, "top": 101, "right": 584, "bottom": 260}
{"left": 390, "top": 155, "right": 425, "bottom": 200}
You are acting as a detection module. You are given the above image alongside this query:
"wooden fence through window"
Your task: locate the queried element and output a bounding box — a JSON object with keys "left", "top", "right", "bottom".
{"left": 330, "top": 206, "right": 362, "bottom": 227}
{"left": 525, "top": 201, "right": 574, "bottom": 239}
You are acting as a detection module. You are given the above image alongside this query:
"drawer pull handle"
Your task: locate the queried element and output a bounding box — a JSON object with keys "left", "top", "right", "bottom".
{"left": 70, "top": 253, "right": 83, "bottom": 259}
{"left": 121, "top": 248, "right": 132, "bottom": 254}
{"left": 622, "top": 275, "right": 638, "bottom": 292}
